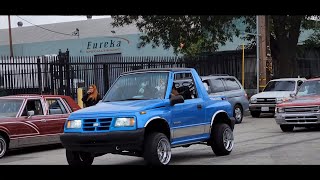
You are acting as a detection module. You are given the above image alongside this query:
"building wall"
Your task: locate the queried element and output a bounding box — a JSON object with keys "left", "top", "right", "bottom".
{"left": 0, "top": 26, "right": 314, "bottom": 57}
{"left": 0, "top": 34, "right": 177, "bottom": 57}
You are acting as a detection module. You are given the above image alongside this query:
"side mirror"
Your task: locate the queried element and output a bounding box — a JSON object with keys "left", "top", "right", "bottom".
{"left": 170, "top": 95, "right": 184, "bottom": 106}
{"left": 290, "top": 93, "right": 296, "bottom": 98}
{"left": 27, "top": 110, "right": 35, "bottom": 118}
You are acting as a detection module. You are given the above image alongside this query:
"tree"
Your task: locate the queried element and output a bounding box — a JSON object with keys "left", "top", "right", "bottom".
{"left": 111, "top": 16, "right": 240, "bottom": 57}
{"left": 243, "top": 16, "right": 318, "bottom": 77}
{"left": 111, "top": 15, "right": 319, "bottom": 77}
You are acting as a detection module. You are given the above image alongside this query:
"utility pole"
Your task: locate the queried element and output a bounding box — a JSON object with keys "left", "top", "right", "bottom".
{"left": 256, "top": 16, "right": 260, "bottom": 94}
{"left": 258, "top": 15, "right": 272, "bottom": 92}
{"left": 8, "top": 15, "right": 14, "bottom": 57}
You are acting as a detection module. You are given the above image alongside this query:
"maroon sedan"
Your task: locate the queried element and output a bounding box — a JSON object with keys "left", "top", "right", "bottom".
{"left": 0, "top": 94, "right": 80, "bottom": 158}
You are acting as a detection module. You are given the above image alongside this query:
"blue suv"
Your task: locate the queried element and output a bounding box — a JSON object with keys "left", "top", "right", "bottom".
{"left": 60, "top": 68, "right": 235, "bottom": 165}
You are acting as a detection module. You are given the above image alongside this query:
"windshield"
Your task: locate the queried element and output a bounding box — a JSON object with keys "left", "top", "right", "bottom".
{"left": 103, "top": 72, "right": 169, "bottom": 102}
{"left": 296, "top": 80, "right": 320, "bottom": 97}
{"left": 263, "top": 81, "right": 295, "bottom": 91}
{"left": 0, "top": 99, "right": 23, "bottom": 118}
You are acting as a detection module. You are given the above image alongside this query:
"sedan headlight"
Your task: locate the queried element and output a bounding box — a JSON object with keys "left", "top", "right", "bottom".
{"left": 66, "top": 120, "right": 82, "bottom": 129}
{"left": 250, "top": 98, "right": 257, "bottom": 103}
{"left": 276, "top": 97, "right": 289, "bottom": 103}
{"left": 276, "top": 107, "right": 284, "bottom": 113}
{"left": 114, "top": 117, "right": 135, "bottom": 127}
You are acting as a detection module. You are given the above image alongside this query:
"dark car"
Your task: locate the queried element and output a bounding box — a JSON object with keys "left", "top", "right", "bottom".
{"left": 0, "top": 94, "right": 80, "bottom": 158}
{"left": 201, "top": 75, "right": 249, "bottom": 124}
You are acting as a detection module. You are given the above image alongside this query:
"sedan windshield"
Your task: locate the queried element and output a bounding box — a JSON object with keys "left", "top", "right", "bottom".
{"left": 263, "top": 81, "right": 295, "bottom": 91}
{"left": 0, "top": 99, "right": 23, "bottom": 118}
{"left": 103, "top": 72, "right": 169, "bottom": 102}
{"left": 296, "top": 80, "right": 320, "bottom": 97}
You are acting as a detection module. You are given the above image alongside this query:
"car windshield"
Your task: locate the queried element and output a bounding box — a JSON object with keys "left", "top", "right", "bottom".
{"left": 0, "top": 99, "right": 23, "bottom": 118}
{"left": 296, "top": 80, "right": 320, "bottom": 97}
{"left": 103, "top": 72, "right": 169, "bottom": 102}
{"left": 263, "top": 81, "right": 295, "bottom": 91}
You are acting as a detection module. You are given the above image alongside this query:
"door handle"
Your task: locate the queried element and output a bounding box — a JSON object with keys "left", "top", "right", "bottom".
{"left": 41, "top": 119, "right": 47, "bottom": 122}
{"left": 197, "top": 104, "right": 202, "bottom": 109}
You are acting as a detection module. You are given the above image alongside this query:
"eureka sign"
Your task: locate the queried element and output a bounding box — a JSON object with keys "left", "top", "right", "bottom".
{"left": 85, "top": 37, "right": 130, "bottom": 53}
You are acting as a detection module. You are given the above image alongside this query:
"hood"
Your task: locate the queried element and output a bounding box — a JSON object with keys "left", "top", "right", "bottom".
{"left": 69, "top": 99, "right": 166, "bottom": 118}
{"left": 251, "top": 91, "right": 293, "bottom": 99}
{"left": 278, "top": 95, "right": 320, "bottom": 107}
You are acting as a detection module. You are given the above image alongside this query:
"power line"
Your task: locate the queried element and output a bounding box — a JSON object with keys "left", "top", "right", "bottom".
{"left": 16, "top": 16, "right": 78, "bottom": 37}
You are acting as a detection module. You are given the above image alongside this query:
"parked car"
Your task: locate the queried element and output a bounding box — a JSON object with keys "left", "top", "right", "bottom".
{"left": 201, "top": 75, "right": 249, "bottom": 124}
{"left": 275, "top": 78, "right": 320, "bottom": 132}
{"left": 0, "top": 94, "right": 80, "bottom": 158}
{"left": 60, "top": 68, "right": 235, "bottom": 166}
{"left": 249, "top": 78, "right": 306, "bottom": 117}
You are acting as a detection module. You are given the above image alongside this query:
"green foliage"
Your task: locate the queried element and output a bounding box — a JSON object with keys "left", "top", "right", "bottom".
{"left": 111, "top": 15, "right": 240, "bottom": 56}
{"left": 111, "top": 15, "right": 320, "bottom": 59}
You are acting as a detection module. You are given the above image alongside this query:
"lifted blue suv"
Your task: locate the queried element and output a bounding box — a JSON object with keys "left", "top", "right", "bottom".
{"left": 60, "top": 68, "right": 235, "bottom": 165}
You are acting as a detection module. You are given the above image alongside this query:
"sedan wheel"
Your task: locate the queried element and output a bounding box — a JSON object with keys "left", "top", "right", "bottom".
{"left": 234, "top": 105, "right": 243, "bottom": 124}
{"left": 0, "top": 135, "right": 7, "bottom": 158}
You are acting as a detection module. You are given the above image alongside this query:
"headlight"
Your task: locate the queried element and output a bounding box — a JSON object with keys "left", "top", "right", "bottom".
{"left": 276, "top": 97, "right": 288, "bottom": 103}
{"left": 114, "top": 117, "right": 135, "bottom": 127}
{"left": 250, "top": 98, "right": 257, "bottom": 103}
{"left": 66, "top": 120, "right": 82, "bottom": 129}
{"left": 276, "top": 107, "right": 284, "bottom": 113}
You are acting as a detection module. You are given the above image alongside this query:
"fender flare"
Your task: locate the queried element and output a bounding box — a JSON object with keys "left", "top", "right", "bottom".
{"left": 210, "top": 110, "right": 229, "bottom": 126}
{"left": 144, "top": 116, "right": 172, "bottom": 139}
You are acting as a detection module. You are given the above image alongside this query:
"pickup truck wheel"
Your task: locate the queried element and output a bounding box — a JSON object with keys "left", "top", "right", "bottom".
{"left": 251, "top": 111, "right": 260, "bottom": 118}
{"left": 0, "top": 135, "right": 7, "bottom": 158}
{"left": 280, "top": 125, "right": 294, "bottom": 132}
{"left": 211, "top": 123, "right": 234, "bottom": 156}
{"left": 144, "top": 132, "right": 171, "bottom": 165}
{"left": 66, "top": 150, "right": 94, "bottom": 166}
{"left": 234, "top": 105, "right": 243, "bottom": 124}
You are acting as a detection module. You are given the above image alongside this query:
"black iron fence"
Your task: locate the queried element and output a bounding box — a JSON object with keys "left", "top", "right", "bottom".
{"left": 1, "top": 49, "right": 320, "bottom": 99}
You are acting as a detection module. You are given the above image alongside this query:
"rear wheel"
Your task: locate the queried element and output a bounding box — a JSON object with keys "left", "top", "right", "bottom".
{"left": 143, "top": 132, "right": 171, "bottom": 165}
{"left": 234, "top": 104, "right": 243, "bottom": 124}
{"left": 280, "top": 125, "right": 294, "bottom": 132}
{"left": 210, "top": 123, "right": 234, "bottom": 156}
{"left": 251, "top": 111, "right": 260, "bottom": 118}
{"left": 0, "top": 135, "right": 8, "bottom": 158}
{"left": 66, "top": 150, "right": 94, "bottom": 166}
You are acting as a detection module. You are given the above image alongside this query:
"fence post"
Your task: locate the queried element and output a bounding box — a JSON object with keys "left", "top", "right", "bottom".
{"left": 50, "top": 62, "right": 55, "bottom": 95}
{"left": 103, "top": 64, "right": 109, "bottom": 94}
{"left": 37, "top": 57, "right": 42, "bottom": 94}
{"left": 58, "top": 51, "right": 64, "bottom": 95}
{"left": 65, "top": 50, "right": 71, "bottom": 96}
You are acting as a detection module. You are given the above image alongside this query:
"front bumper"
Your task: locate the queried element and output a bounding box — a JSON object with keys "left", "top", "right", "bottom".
{"left": 60, "top": 128, "right": 145, "bottom": 153}
{"left": 249, "top": 103, "right": 276, "bottom": 113}
{"left": 275, "top": 113, "right": 320, "bottom": 125}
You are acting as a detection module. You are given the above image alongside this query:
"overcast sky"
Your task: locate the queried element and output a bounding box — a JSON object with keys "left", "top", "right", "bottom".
{"left": 0, "top": 15, "right": 111, "bottom": 29}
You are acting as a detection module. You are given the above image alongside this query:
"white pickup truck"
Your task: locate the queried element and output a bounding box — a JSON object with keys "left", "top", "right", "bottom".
{"left": 249, "top": 78, "right": 306, "bottom": 117}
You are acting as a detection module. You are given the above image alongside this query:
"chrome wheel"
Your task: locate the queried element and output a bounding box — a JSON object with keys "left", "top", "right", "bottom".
{"left": 0, "top": 137, "right": 7, "bottom": 158}
{"left": 157, "top": 138, "right": 171, "bottom": 165}
{"left": 223, "top": 128, "right": 234, "bottom": 151}
{"left": 234, "top": 107, "right": 242, "bottom": 121}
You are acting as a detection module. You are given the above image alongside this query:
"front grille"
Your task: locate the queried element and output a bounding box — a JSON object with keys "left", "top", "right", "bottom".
{"left": 285, "top": 116, "right": 318, "bottom": 123}
{"left": 255, "top": 98, "right": 276, "bottom": 104}
{"left": 82, "top": 118, "right": 113, "bottom": 132}
{"left": 284, "top": 106, "right": 320, "bottom": 113}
